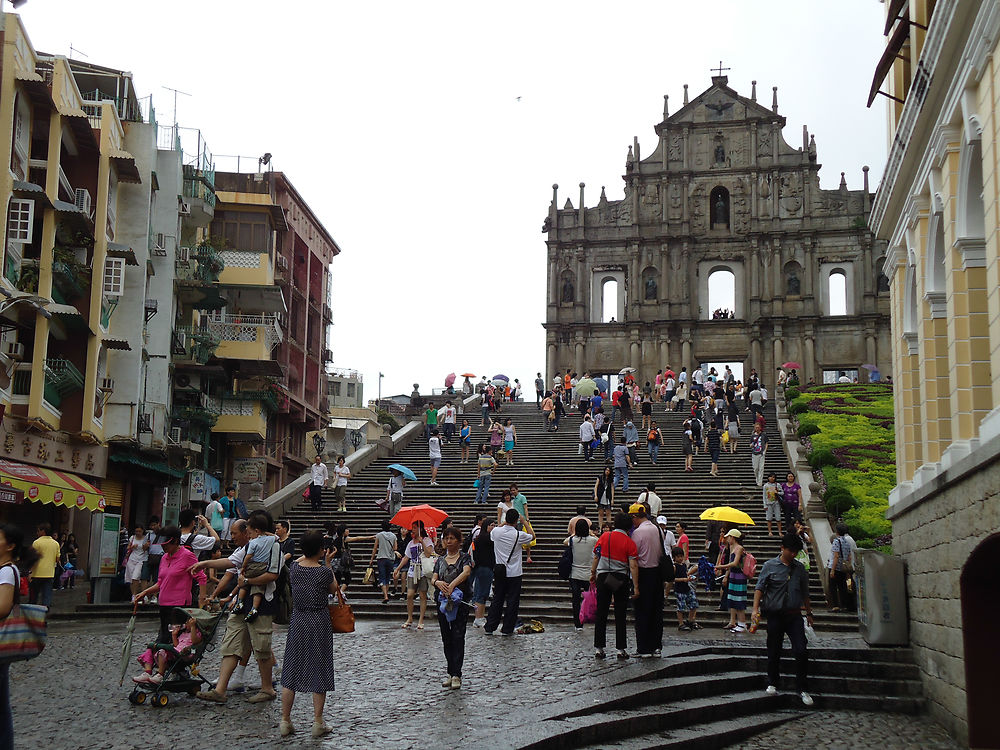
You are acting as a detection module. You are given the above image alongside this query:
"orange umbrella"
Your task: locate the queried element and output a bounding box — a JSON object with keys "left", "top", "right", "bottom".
{"left": 460, "top": 372, "right": 476, "bottom": 378}
{"left": 390, "top": 504, "right": 449, "bottom": 530}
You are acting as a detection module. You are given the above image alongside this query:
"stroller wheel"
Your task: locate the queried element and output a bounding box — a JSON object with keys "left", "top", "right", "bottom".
{"left": 155, "top": 693, "right": 169, "bottom": 707}
{"left": 133, "top": 690, "right": 147, "bottom": 705}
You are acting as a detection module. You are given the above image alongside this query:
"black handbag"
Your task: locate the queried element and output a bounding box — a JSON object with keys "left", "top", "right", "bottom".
{"left": 657, "top": 528, "right": 675, "bottom": 579}
{"left": 558, "top": 538, "right": 574, "bottom": 580}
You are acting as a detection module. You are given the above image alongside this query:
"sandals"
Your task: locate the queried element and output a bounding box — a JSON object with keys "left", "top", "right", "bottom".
{"left": 400, "top": 622, "right": 412, "bottom": 629}
{"left": 416, "top": 623, "right": 425, "bottom": 630}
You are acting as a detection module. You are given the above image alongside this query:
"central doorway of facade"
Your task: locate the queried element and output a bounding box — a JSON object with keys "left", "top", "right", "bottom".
{"left": 700, "top": 361, "right": 744, "bottom": 384}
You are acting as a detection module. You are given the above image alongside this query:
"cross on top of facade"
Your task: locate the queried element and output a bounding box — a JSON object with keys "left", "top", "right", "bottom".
{"left": 712, "top": 61, "right": 731, "bottom": 77}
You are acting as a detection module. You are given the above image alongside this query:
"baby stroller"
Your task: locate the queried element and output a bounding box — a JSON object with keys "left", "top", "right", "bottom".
{"left": 127, "top": 607, "right": 225, "bottom": 707}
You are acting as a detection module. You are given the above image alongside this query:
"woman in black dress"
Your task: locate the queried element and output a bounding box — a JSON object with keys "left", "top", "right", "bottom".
{"left": 593, "top": 464, "right": 615, "bottom": 529}
{"left": 279, "top": 530, "right": 342, "bottom": 740}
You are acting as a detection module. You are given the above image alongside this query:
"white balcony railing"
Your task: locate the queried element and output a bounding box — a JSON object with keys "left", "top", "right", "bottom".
{"left": 219, "top": 250, "right": 264, "bottom": 270}
{"left": 206, "top": 313, "right": 282, "bottom": 349}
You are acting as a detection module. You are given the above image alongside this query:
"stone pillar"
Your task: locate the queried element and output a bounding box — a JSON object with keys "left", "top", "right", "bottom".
{"left": 659, "top": 339, "right": 670, "bottom": 370}
{"left": 629, "top": 247, "right": 641, "bottom": 321}
{"left": 681, "top": 336, "right": 691, "bottom": 370}
{"left": 805, "top": 335, "right": 815, "bottom": 383}
{"left": 575, "top": 341, "right": 586, "bottom": 378}
{"left": 546, "top": 343, "right": 557, "bottom": 385}
{"left": 575, "top": 249, "right": 587, "bottom": 318}
{"left": 630, "top": 338, "right": 641, "bottom": 371}
{"left": 773, "top": 330, "right": 783, "bottom": 378}
{"left": 751, "top": 332, "right": 762, "bottom": 374}
{"left": 866, "top": 333, "right": 877, "bottom": 372}
{"left": 659, "top": 244, "right": 670, "bottom": 306}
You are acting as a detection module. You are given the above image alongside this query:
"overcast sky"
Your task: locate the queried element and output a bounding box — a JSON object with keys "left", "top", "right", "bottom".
{"left": 20, "top": 0, "right": 888, "bottom": 399}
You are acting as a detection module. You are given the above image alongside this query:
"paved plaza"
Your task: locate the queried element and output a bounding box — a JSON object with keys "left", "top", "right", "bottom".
{"left": 12, "top": 618, "right": 960, "bottom": 750}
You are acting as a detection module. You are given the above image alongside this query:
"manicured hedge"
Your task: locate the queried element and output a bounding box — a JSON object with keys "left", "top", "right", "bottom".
{"left": 794, "top": 384, "right": 895, "bottom": 549}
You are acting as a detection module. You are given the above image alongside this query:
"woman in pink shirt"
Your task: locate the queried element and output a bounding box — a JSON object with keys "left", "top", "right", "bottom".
{"left": 133, "top": 525, "right": 207, "bottom": 643}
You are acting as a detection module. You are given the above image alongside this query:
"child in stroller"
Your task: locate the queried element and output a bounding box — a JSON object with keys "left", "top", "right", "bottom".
{"left": 134, "top": 615, "right": 202, "bottom": 685}
{"left": 128, "top": 607, "right": 225, "bottom": 707}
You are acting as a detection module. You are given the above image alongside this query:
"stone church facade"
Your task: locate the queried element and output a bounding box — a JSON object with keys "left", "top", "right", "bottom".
{"left": 543, "top": 75, "right": 891, "bottom": 385}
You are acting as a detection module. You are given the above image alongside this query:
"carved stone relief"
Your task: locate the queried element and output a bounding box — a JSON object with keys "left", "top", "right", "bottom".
{"left": 668, "top": 134, "right": 683, "bottom": 162}
{"left": 757, "top": 125, "right": 772, "bottom": 158}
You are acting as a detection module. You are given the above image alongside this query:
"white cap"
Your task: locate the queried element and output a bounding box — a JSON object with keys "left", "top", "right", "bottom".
{"left": 656, "top": 515, "right": 668, "bottom": 525}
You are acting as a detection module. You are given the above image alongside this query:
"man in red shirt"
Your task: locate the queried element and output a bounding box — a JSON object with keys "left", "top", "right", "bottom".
{"left": 611, "top": 389, "right": 623, "bottom": 424}
{"left": 590, "top": 513, "right": 639, "bottom": 659}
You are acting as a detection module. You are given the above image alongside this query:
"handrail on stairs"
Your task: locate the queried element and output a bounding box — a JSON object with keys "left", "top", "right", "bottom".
{"left": 262, "top": 392, "right": 481, "bottom": 517}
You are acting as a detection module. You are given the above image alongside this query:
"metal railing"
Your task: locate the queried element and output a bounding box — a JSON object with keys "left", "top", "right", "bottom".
{"left": 206, "top": 313, "right": 282, "bottom": 348}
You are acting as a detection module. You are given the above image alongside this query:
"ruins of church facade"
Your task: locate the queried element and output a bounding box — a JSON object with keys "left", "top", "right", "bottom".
{"left": 543, "top": 75, "right": 891, "bottom": 385}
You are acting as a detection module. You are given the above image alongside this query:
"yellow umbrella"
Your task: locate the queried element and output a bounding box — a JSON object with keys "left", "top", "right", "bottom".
{"left": 699, "top": 506, "right": 755, "bottom": 525}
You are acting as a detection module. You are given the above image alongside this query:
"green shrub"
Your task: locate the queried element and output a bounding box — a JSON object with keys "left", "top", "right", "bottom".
{"left": 797, "top": 423, "right": 820, "bottom": 438}
{"left": 824, "top": 489, "right": 857, "bottom": 517}
{"left": 376, "top": 409, "right": 400, "bottom": 433}
{"left": 788, "top": 400, "right": 808, "bottom": 415}
{"left": 808, "top": 448, "right": 838, "bottom": 468}
{"left": 785, "top": 387, "right": 801, "bottom": 401}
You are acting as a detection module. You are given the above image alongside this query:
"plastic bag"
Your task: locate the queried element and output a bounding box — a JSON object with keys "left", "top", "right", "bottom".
{"left": 580, "top": 583, "right": 598, "bottom": 624}
{"left": 803, "top": 616, "right": 817, "bottom": 643}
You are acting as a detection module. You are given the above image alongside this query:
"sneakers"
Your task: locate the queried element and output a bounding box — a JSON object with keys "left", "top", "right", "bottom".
{"left": 616, "top": 650, "right": 630, "bottom": 660}
{"left": 574, "top": 627, "right": 584, "bottom": 633}
{"left": 244, "top": 608, "right": 259, "bottom": 623}
{"left": 594, "top": 648, "right": 606, "bottom": 659}
{"left": 450, "top": 676, "right": 462, "bottom": 689}
{"left": 430, "top": 482, "right": 439, "bottom": 486}
{"left": 148, "top": 673, "right": 163, "bottom": 685}
{"left": 279, "top": 720, "right": 295, "bottom": 737}
{"left": 132, "top": 673, "right": 152, "bottom": 684}
{"left": 442, "top": 676, "right": 454, "bottom": 687}
{"left": 653, "top": 649, "right": 661, "bottom": 657}
{"left": 636, "top": 653, "right": 654, "bottom": 659}
{"left": 732, "top": 624, "right": 747, "bottom": 633}
{"left": 689, "top": 622, "right": 703, "bottom": 630}
{"left": 231, "top": 599, "right": 245, "bottom": 614}
{"left": 801, "top": 692, "right": 814, "bottom": 706}
{"left": 473, "top": 617, "right": 486, "bottom": 628}
{"left": 765, "top": 685, "right": 778, "bottom": 696}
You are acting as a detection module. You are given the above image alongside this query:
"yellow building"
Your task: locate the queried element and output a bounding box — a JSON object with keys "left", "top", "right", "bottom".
{"left": 0, "top": 14, "right": 141, "bottom": 552}
{"left": 868, "top": 1, "right": 1000, "bottom": 746}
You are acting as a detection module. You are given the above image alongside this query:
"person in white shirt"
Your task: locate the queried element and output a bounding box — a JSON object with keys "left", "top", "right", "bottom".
{"left": 638, "top": 484, "right": 662, "bottom": 518}
{"left": 692, "top": 367, "right": 705, "bottom": 395}
{"left": 428, "top": 429, "right": 443, "bottom": 486}
{"left": 124, "top": 524, "right": 150, "bottom": 598}
{"left": 309, "top": 455, "right": 328, "bottom": 512}
{"left": 441, "top": 401, "right": 458, "bottom": 443}
{"left": 837, "top": 371, "right": 852, "bottom": 383}
{"left": 656, "top": 516, "right": 677, "bottom": 555}
{"left": 484, "top": 509, "right": 535, "bottom": 635}
{"left": 579, "top": 414, "right": 597, "bottom": 462}
{"left": 333, "top": 456, "right": 351, "bottom": 512}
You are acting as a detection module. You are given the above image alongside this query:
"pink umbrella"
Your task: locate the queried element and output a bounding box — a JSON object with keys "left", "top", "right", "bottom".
{"left": 444, "top": 373, "right": 456, "bottom": 387}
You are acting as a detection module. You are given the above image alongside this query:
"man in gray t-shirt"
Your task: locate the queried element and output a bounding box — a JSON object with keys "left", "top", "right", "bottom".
{"left": 369, "top": 520, "right": 400, "bottom": 603}
{"left": 612, "top": 440, "right": 633, "bottom": 492}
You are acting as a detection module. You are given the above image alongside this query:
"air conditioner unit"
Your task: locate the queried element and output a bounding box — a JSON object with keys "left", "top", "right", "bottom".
{"left": 169, "top": 427, "right": 182, "bottom": 443}
{"left": 177, "top": 246, "right": 190, "bottom": 264}
{"left": 3, "top": 341, "right": 24, "bottom": 361}
{"left": 74, "top": 188, "right": 92, "bottom": 216}
{"left": 99, "top": 377, "right": 114, "bottom": 392}
{"left": 156, "top": 232, "right": 166, "bottom": 248}
{"left": 276, "top": 255, "right": 288, "bottom": 271}
{"left": 179, "top": 202, "right": 191, "bottom": 216}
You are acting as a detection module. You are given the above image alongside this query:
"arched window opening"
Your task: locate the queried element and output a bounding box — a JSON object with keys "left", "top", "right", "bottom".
{"left": 960, "top": 141, "right": 985, "bottom": 239}
{"left": 707, "top": 268, "right": 736, "bottom": 320}
{"left": 828, "top": 270, "right": 847, "bottom": 316}
{"left": 709, "top": 186, "right": 730, "bottom": 229}
{"left": 601, "top": 279, "right": 619, "bottom": 323}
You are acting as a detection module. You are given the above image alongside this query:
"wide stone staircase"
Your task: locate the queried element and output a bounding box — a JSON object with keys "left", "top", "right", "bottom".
{"left": 284, "top": 398, "right": 855, "bottom": 630}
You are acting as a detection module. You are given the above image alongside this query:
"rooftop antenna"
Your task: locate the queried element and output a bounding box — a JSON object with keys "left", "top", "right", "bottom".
{"left": 68, "top": 44, "right": 89, "bottom": 60}
{"left": 161, "top": 85, "right": 191, "bottom": 128}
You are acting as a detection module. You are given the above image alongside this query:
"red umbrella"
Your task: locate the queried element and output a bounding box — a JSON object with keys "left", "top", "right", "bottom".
{"left": 781, "top": 361, "right": 802, "bottom": 370}
{"left": 390, "top": 504, "right": 449, "bottom": 530}
{"left": 445, "top": 373, "right": 456, "bottom": 387}
{"left": 664, "top": 369, "right": 675, "bottom": 377}
{"left": 460, "top": 372, "right": 476, "bottom": 378}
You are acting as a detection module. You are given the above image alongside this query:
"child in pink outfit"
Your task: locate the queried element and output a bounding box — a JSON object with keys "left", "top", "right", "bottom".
{"left": 134, "top": 616, "right": 203, "bottom": 685}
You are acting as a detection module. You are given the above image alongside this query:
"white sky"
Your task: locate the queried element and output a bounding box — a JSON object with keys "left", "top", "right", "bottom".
{"left": 19, "top": 0, "right": 887, "bottom": 399}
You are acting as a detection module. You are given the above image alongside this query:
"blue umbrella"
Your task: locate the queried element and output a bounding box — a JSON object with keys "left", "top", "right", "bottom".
{"left": 387, "top": 463, "right": 417, "bottom": 481}
{"left": 594, "top": 377, "right": 609, "bottom": 393}
{"left": 492, "top": 374, "right": 509, "bottom": 381}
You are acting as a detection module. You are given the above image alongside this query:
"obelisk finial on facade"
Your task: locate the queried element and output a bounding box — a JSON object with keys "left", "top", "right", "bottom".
{"left": 772, "top": 86, "right": 779, "bottom": 113}
{"left": 751, "top": 80, "right": 757, "bottom": 102}
{"left": 683, "top": 84, "right": 689, "bottom": 106}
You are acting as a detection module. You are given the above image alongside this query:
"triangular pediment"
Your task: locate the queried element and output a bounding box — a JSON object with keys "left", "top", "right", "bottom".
{"left": 657, "top": 77, "right": 783, "bottom": 131}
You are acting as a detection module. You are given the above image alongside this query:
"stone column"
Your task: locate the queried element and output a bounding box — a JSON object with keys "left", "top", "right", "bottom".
{"left": 681, "top": 337, "right": 691, "bottom": 370}
{"left": 751, "top": 331, "right": 762, "bottom": 374}
{"left": 630, "top": 338, "right": 641, "bottom": 371}
{"left": 629, "top": 247, "right": 641, "bottom": 321}
{"left": 659, "top": 244, "right": 670, "bottom": 307}
{"left": 546, "top": 343, "right": 557, "bottom": 385}
{"left": 659, "top": 339, "right": 670, "bottom": 370}
{"left": 575, "top": 341, "right": 586, "bottom": 378}
{"left": 576, "top": 249, "right": 587, "bottom": 319}
{"left": 773, "top": 328, "right": 783, "bottom": 378}
{"left": 805, "top": 336, "right": 815, "bottom": 383}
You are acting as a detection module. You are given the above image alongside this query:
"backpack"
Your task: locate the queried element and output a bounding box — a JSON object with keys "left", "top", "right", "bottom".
{"left": 741, "top": 549, "right": 757, "bottom": 578}
{"left": 647, "top": 429, "right": 659, "bottom": 444}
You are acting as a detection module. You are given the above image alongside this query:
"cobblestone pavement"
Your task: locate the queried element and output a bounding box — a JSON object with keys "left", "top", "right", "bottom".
{"left": 12, "top": 618, "right": 951, "bottom": 750}
{"left": 724, "top": 710, "right": 962, "bottom": 749}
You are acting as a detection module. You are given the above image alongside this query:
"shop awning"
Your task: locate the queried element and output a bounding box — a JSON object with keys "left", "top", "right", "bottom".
{"left": 102, "top": 338, "right": 131, "bottom": 351}
{"left": 107, "top": 241, "right": 139, "bottom": 266}
{"left": 108, "top": 148, "right": 141, "bottom": 184}
{"left": 12, "top": 180, "right": 52, "bottom": 208}
{"left": 56, "top": 105, "right": 99, "bottom": 153}
{"left": 15, "top": 71, "right": 54, "bottom": 110}
{"left": 109, "top": 452, "right": 185, "bottom": 478}
{"left": 0, "top": 458, "right": 106, "bottom": 511}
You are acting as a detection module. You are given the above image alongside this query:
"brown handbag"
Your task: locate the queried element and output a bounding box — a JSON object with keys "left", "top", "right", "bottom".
{"left": 329, "top": 601, "right": 355, "bottom": 634}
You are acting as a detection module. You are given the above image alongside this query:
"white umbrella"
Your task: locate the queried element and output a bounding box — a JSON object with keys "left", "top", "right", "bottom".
{"left": 619, "top": 367, "right": 637, "bottom": 375}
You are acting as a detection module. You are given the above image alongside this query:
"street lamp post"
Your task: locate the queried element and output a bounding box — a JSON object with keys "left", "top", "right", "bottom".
{"left": 378, "top": 372, "right": 384, "bottom": 406}
{"left": 311, "top": 431, "right": 326, "bottom": 460}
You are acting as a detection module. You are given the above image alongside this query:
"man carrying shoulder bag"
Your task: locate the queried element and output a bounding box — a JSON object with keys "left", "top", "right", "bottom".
{"left": 484, "top": 509, "right": 534, "bottom": 636}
